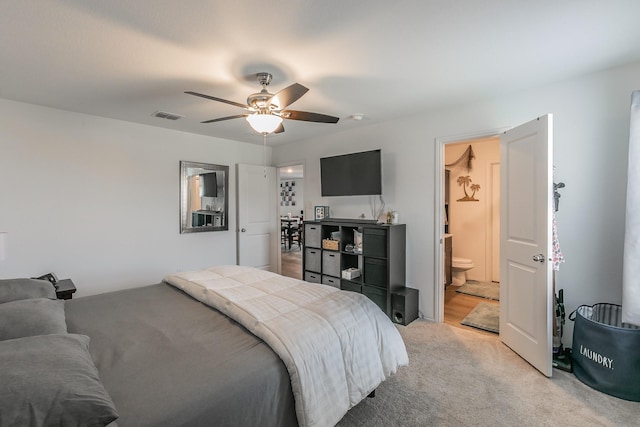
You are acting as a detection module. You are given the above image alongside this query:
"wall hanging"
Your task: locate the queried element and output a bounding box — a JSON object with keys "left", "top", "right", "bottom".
{"left": 446, "top": 145, "right": 475, "bottom": 172}
{"left": 456, "top": 175, "right": 480, "bottom": 202}
{"left": 280, "top": 181, "right": 296, "bottom": 206}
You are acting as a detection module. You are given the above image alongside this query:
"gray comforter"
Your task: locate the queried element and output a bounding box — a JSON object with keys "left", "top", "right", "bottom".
{"left": 65, "top": 283, "right": 298, "bottom": 427}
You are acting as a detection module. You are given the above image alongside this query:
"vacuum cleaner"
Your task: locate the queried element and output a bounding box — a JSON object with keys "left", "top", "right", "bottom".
{"left": 552, "top": 289, "right": 573, "bottom": 372}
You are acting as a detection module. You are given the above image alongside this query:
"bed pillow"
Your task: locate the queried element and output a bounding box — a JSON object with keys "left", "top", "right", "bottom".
{"left": 0, "top": 298, "right": 67, "bottom": 341}
{"left": 0, "top": 333, "right": 119, "bottom": 426}
{"left": 0, "top": 278, "right": 56, "bottom": 303}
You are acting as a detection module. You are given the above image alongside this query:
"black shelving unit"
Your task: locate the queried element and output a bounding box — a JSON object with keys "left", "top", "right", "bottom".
{"left": 302, "top": 219, "right": 409, "bottom": 320}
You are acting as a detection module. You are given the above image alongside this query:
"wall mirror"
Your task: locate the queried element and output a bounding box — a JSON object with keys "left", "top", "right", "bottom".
{"left": 180, "top": 161, "right": 229, "bottom": 233}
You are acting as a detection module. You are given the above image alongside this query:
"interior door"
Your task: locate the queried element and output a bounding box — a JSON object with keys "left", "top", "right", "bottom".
{"left": 500, "top": 115, "right": 553, "bottom": 377}
{"left": 237, "top": 164, "right": 278, "bottom": 271}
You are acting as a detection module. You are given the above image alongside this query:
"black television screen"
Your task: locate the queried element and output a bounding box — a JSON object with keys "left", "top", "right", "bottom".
{"left": 320, "top": 149, "right": 382, "bottom": 196}
{"left": 199, "top": 172, "right": 218, "bottom": 197}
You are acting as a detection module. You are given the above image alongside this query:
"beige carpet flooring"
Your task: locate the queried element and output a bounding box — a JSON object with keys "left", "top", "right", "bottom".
{"left": 338, "top": 320, "right": 638, "bottom": 426}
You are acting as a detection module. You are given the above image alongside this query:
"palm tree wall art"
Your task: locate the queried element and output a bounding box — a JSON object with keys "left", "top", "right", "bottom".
{"left": 456, "top": 175, "right": 481, "bottom": 202}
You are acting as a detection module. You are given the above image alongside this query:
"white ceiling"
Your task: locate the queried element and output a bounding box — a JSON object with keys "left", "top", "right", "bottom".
{"left": 2, "top": 1, "right": 640, "bottom": 147}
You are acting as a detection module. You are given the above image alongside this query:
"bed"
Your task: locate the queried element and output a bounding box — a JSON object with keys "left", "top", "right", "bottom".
{"left": 65, "top": 282, "right": 298, "bottom": 427}
{"left": 1, "top": 266, "right": 408, "bottom": 427}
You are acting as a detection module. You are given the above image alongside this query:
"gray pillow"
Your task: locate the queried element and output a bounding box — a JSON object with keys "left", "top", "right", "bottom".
{"left": 0, "top": 278, "right": 56, "bottom": 303}
{"left": 0, "top": 333, "right": 119, "bottom": 426}
{"left": 0, "top": 298, "right": 67, "bottom": 341}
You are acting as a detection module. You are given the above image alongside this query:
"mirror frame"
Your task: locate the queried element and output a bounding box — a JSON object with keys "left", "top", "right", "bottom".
{"left": 180, "top": 160, "right": 229, "bottom": 233}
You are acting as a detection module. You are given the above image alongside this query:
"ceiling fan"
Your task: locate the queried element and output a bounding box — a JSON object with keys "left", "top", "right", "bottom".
{"left": 185, "top": 72, "right": 339, "bottom": 134}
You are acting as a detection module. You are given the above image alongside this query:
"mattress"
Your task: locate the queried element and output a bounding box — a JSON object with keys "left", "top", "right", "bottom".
{"left": 65, "top": 283, "right": 297, "bottom": 427}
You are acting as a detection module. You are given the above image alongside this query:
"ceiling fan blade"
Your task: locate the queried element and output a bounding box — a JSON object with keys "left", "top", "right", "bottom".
{"left": 200, "top": 114, "right": 248, "bottom": 124}
{"left": 281, "top": 110, "right": 339, "bottom": 124}
{"left": 274, "top": 123, "right": 285, "bottom": 134}
{"left": 270, "top": 83, "right": 309, "bottom": 109}
{"left": 185, "top": 91, "right": 248, "bottom": 109}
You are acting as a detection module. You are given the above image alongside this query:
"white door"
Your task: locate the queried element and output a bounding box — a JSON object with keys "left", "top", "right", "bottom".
{"left": 237, "top": 164, "right": 278, "bottom": 271}
{"left": 500, "top": 115, "right": 554, "bottom": 377}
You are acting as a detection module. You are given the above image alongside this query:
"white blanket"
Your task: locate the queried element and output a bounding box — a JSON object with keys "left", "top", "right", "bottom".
{"left": 164, "top": 265, "right": 408, "bottom": 427}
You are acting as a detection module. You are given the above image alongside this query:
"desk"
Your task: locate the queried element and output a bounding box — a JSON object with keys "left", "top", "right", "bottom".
{"left": 281, "top": 217, "right": 300, "bottom": 250}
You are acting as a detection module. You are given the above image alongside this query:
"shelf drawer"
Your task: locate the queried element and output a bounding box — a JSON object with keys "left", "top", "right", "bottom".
{"left": 304, "top": 223, "right": 322, "bottom": 248}
{"left": 322, "top": 251, "right": 341, "bottom": 277}
{"left": 364, "top": 257, "right": 387, "bottom": 288}
{"left": 304, "top": 248, "right": 321, "bottom": 273}
{"left": 322, "top": 275, "right": 340, "bottom": 288}
{"left": 363, "top": 228, "right": 387, "bottom": 258}
{"left": 304, "top": 271, "right": 321, "bottom": 284}
{"left": 363, "top": 285, "right": 388, "bottom": 314}
{"left": 341, "top": 281, "right": 362, "bottom": 293}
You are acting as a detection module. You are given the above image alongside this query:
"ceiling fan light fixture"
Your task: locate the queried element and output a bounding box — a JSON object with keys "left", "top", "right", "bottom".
{"left": 246, "top": 113, "right": 283, "bottom": 134}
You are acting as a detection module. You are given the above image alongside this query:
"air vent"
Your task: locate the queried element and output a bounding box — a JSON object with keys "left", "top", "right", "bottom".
{"left": 152, "top": 111, "right": 183, "bottom": 121}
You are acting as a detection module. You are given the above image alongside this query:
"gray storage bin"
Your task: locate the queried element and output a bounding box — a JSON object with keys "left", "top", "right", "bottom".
{"left": 322, "top": 251, "right": 340, "bottom": 277}
{"left": 304, "top": 223, "right": 322, "bottom": 248}
{"left": 304, "top": 271, "right": 321, "bottom": 284}
{"left": 571, "top": 303, "right": 640, "bottom": 401}
{"left": 322, "top": 275, "right": 340, "bottom": 288}
{"left": 305, "top": 248, "right": 321, "bottom": 273}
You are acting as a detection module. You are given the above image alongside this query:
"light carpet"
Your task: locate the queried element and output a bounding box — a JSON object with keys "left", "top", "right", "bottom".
{"left": 456, "top": 280, "right": 500, "bottom": 300}
{"left": 337, "top": 320, "right": 638, "bottom": 427}
{"left": 461, "top": 302, "right": 499, "bottom": 334}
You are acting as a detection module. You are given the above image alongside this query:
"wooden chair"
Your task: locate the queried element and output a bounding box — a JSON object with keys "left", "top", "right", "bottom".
{"left": 288, "top": 219, "right": 301, "bottom": 250}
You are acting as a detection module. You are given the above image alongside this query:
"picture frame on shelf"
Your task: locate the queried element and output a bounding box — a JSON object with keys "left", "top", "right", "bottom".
{"left": 314, "top": 206, "right": 329, "bottom": 220}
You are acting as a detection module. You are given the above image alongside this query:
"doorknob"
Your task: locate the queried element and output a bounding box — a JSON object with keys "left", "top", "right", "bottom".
{"left": 241, "top": 228, "right": 246, "bottom": 232}
{"left": 532, "top": 254, "right": 545, "bottom": 263}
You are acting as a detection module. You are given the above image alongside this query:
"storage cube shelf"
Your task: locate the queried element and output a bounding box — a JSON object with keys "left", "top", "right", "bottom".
{"left": 302, "top": 220, "right": 407, "bottom": 319}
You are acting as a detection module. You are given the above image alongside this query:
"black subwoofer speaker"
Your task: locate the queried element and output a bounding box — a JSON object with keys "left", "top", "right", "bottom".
{"left": 391, "top": 288, "right": 419, "bottom": 326}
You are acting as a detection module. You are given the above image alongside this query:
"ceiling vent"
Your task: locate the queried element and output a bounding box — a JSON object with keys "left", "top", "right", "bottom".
{"left": 152, "top": 111, "right": 183, "bottom": 121}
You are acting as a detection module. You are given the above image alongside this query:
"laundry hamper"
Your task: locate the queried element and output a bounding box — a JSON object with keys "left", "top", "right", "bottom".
{"left": 570, "top": 303, "right": 640, "bottom": 401}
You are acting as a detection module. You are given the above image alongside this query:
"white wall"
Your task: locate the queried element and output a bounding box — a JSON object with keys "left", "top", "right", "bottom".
{"left": 273, "top": 61, "right": 640, "bottom": 345}
{"left": 279, "top": 178, "right": 304, "bottom": 217}
{"left": 0, "top": 99, "right": 268, "bottom": 297}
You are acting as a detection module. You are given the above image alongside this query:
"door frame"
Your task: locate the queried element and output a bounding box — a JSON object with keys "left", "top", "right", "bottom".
{"left": 275, "top": 160, "right": 306, "bottom": 275}
{"left": 433, "top": 127, "right": 508, "bottom": 323}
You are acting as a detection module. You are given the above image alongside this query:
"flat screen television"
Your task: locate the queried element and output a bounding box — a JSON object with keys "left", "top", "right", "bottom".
{"left": 199, "top": 172, "right": 218, "bottom": 197}
{"left": 320, "top": 149, "right": 382, "bottom": 196}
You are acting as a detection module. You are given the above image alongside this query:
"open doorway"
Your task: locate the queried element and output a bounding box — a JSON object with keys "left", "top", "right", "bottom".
{"left": 441, "top": 136, "right": 501, "bottom": 337}
{"left": 278, "top": 164, "right": 304, "bottom": 280}
{"left": 435, "top": 117, "right": 554, "bottom": 376}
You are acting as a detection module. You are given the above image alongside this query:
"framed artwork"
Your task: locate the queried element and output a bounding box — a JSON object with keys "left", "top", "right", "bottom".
{"left": 280, "top": 181, "right": 297, "bottom": 206}
{"left": 315, "top": 206, "right": 329, "bottom": 220}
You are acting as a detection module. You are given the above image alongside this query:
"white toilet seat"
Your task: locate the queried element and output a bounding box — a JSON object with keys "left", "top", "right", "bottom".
{"left": 452, "top": 257, "right": 474, "bottom": 269}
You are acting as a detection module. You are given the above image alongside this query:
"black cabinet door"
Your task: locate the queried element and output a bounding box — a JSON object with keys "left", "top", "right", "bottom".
{"left": 363, "top": 285, "right": 388, "bottom": 314}
{"left": 363, "top": 228, "right": 387, "bottom": 258}
{"left": 364, "top": 258, "right": 387, "bottom": 288}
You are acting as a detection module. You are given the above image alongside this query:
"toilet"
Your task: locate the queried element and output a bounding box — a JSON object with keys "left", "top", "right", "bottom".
{"left": 451, "top": 257, "right": 474, "bottom": 286}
